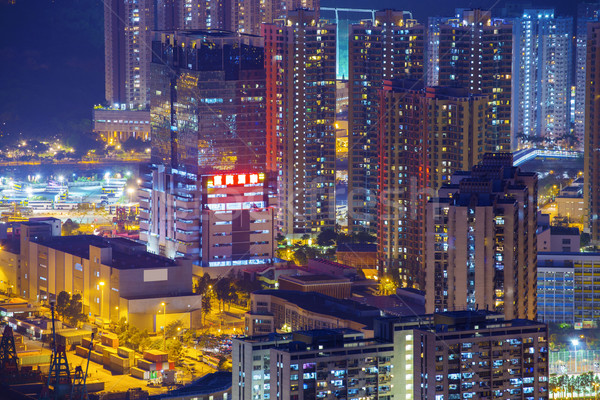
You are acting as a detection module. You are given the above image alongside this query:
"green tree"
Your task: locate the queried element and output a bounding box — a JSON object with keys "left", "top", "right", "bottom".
{"left": 130, "top": 329, "right": 151, "bottom": 353}
{"left": 316, "top": 229, "right": 337, "bottom": 247}
{"left": 65, "top": 293, "right": 87, "bottom": 326}
{"left": 166, "top": 339, "right": 185, "bottom": 366}
{"left": 214, "top": 278, "right": 234, "bottom": 311}
{"left": 201, "top": 295, "right": 212, "bottom": 324}
{"left": 165, "top": 320, "right": 184, "bottom": 339}
{"left": 55, "top": 291, "right": 71, "bottom": 321}
{"left": 121, "top": 137, "right": 148, "bottom": 153}
{"left": 195, "top": 274, "right": 211, "bottom": 295}
{"left": 62, "top": 219, "right": 80, "bottom": 236}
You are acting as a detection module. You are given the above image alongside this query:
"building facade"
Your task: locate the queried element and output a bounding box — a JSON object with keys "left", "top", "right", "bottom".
{"left": 244, "top": 290, "right": 380, "bottom": 337}
{"left": 347, "top": 10, "right": 425, "bottom": 234}
{"left": 104, "top": 0, "right": 154, "bottom": 109}
{"left": 574, "top": 2, "right": 600, "bottom": 147}
{"left": 233, "top": 311, "right": 548, "bottom": 400}
{"left": 513, "top": 10, "right": 573, "bottom": 148}
{"left": 584, "top": 22, "right": 600, "bottom": 243}
{"left": 377, "top": 80, "right": 489, "bottom": 288}
{"left": 263, "top": 10, "right": 337, "bottom": 237}
{"left": 429, "top": 9, "right": 513, "bottom": 152}
{"left": 140, "top": 31, "right": 275, "bottom": 267}
{"left": 6, "top": 223, "right": 200, "bottom": 330}
{"left": 93, "top": 108, "right": 150, "bottom": 144}
{"left": 425, "top": 153, "right": 538, "bottom": 320}
{"left": 538, "top": 252, "right": 600, "bottom": 324}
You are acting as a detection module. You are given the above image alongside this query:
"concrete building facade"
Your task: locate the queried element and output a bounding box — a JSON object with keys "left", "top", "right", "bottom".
{"left": 347, "top": 10, "right": 425, "bottom": 235}
{"left": 426, "top": 153, "right": 538, "bottom": 320}
{"left": 378, "top": 80, "right": 489, "bottom": 288}
{"left": 584, "top": 22, "right": 600, "bottom": 243}
{"left": 263, "top": 10, "right": 337, "bottom": 237}
{"left": 233, "top": 311, "right": 548, "bottom": 400}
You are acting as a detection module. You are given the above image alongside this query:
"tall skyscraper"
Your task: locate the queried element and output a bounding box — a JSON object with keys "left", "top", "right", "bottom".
{"left": 584, "top": 22, "right": 600, "bottom": 243}
{"left": 426, "top": 153, "right": 538, "bottom": 320}
{"left": 378, "top": 80, "right": 488, "bottom": 288}
{"left": 104, "top": 0, "right": 153, "bottom": 109}
{"left": 140, "top": 31, "right": 275, "bottom": 267}
{"left": 263, "top": 10, "right": 337, "bottom": 237}
{"left": 513, "top": 9, "right": 573, "bottom": 148}
{"left": 347, "top": 10, "right": 425, "bottom": 235}
{"left": 104, "top": 0, "right": 267, "bottom": 111}
{"left": 428, "top": 9, "right": 513, "bottom": 152}
{"left": 575, "top": 3, "right": 600, "bottom": 148}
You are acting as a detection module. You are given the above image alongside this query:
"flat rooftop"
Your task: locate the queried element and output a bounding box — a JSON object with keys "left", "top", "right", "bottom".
{"left": 32, "top": 235, "right": 178, "bottom": 270}
{"left": 251, "top": 290, "right": 380, "bottom": 329}
{"left": 280, "top": 274, "right": 351, "bottom": 283}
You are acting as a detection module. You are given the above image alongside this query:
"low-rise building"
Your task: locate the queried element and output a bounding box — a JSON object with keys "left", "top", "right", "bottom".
{"left": 305, "top": 259, "right": 358, "bottom": 279}
{"left": 245, "top": 290, "right": 382, "bottom": 338}
{"left": 93, "top": 108, "right": 150, "bottom": 144}
{"left": 278, "top": 274, "right": 352, "bottom": 299}
{"left": 537, "top": 252, "right": 600, "bottom": 325}
{"left": 336, "top": 243, "right": 378, "bottom": 275}
{"left": 556, "top": 184, "right": 584, "bottom": 224}
{"left": 150, "top": 371, "right": 232, "bottom": 400}
{"left": 537, "top": 226, "right": 580, "bottom": 252}
{"left": 12, "top": 224, "right": 199, "bottom": 331}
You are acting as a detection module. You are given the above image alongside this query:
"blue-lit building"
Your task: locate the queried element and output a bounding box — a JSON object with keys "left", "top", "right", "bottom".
{"left": 537, "top": 257, "right": 575, "bottom": 324}
{"left": 538, "top": 252, "right": 600, "bottom": 325}
{"left": 574, "top": 2, "right": 600, "bottom": 148}
{"left": 512, "top": 10, "right": 573, "bottom": 149}
{"left": 141, "top": 31, "right": 276, "bottom": 268}
{"left": 320, "top": 7, "right": 377, "bottom": 79}
{"left": 233, "top": 311, "right": 549, "bottom": 400}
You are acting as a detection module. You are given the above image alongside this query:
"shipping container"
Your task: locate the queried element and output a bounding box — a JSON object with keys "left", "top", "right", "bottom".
{"left": 109, "top": 354, "right": 130, "bottom": 368}
{"left": 117, "top": 347, "right": 135, "bottom": 360}
{"left": 130, "top": 367, "right": 150, "bottom": 380}
{"left": 136, "top": 359, "right": 156, "bottom": 371}
{"left": 143, "top": 350, "right": 168, "bottom": 363}
{"left": 100, "top": 333, "right": 119, "bottom": 348}
{"left": 20, "top": 353, "right": 51, "bottom": 366}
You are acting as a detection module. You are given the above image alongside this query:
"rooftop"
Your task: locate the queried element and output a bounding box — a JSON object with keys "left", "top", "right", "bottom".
{"left": 150, "top": 371, "right": 232, "bottom": 399}
{"left": 32, "top": 235, "right": 178, "bottom": 270}
{"left": 251, "top": 290, "right": 381, "bottom": 329}
{"left": 280, "top": 274, "right": 351, "bottom": 284}
{"left": 549, "top": 226, "right": 580, "bottom": 236}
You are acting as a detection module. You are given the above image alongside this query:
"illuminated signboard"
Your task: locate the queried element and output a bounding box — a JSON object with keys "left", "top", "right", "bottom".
{"left": 208, "top": 173, "right": 265, "bottom": 187}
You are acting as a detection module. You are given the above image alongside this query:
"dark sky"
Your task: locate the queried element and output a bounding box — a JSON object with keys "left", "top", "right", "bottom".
{"left": 0, "top": 0, "right": 588, "bottom": 140}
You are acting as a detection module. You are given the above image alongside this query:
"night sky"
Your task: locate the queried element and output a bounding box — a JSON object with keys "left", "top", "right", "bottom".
{"left": 0, "top": 0, "right": 585, "bottom": 141}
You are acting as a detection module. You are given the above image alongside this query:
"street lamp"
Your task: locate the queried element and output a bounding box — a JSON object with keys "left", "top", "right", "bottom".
{"left": 572, "top": 339, "right": 579, "bottom": 374}
{"left": 99, "top": 281, "right": 105, "bottom": 324}
{"left": 127, "top": 187, "right": 135, "bottom": 203}
{"left": 161, "top": 302, "right": 166, "bottom": 351}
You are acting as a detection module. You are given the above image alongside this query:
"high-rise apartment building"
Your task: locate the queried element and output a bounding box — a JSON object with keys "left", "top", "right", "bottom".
{"left": 347, "top": 10, "right": 425, "bottom": 235}
{"left": 585, "top": 22, "right": 600, "bottom": 242}
{"left": 513, "top": 10, "right": 573, "bottom": 148}
{"left": 574, "top": 3, "right": 600, "bottom": 147}
{"left": 104, "top": 0, "right": 153, "bottom": 109}
{"left": 378, "top": 80, "right": 488, "bottom": 288}
{"left": 233, "top": 311, "right": 548, "bottom": 400}
{"left": 263, "top": 10, "right": 336, "bottom": 237}
{"left": 104, "top": 0, "right": 268, "bottom": 110}
{"left": 426, "top": 153, "right": 538, "bottom": 320}
{"left": 428, "top": 9, "right": 513, "bottom": 152}
{"left": 140, "top": 31, "right": 275, "bottom": 267}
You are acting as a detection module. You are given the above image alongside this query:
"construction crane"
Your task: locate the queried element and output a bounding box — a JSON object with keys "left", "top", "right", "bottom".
{"left": 0, "top": 325, "right": 19, "bottom": 376}
{"left": 70, "top": 333, "right": 94, "bottom": 400}
{"left": 39, "top": 303, "right": 71, "bottom": 400}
